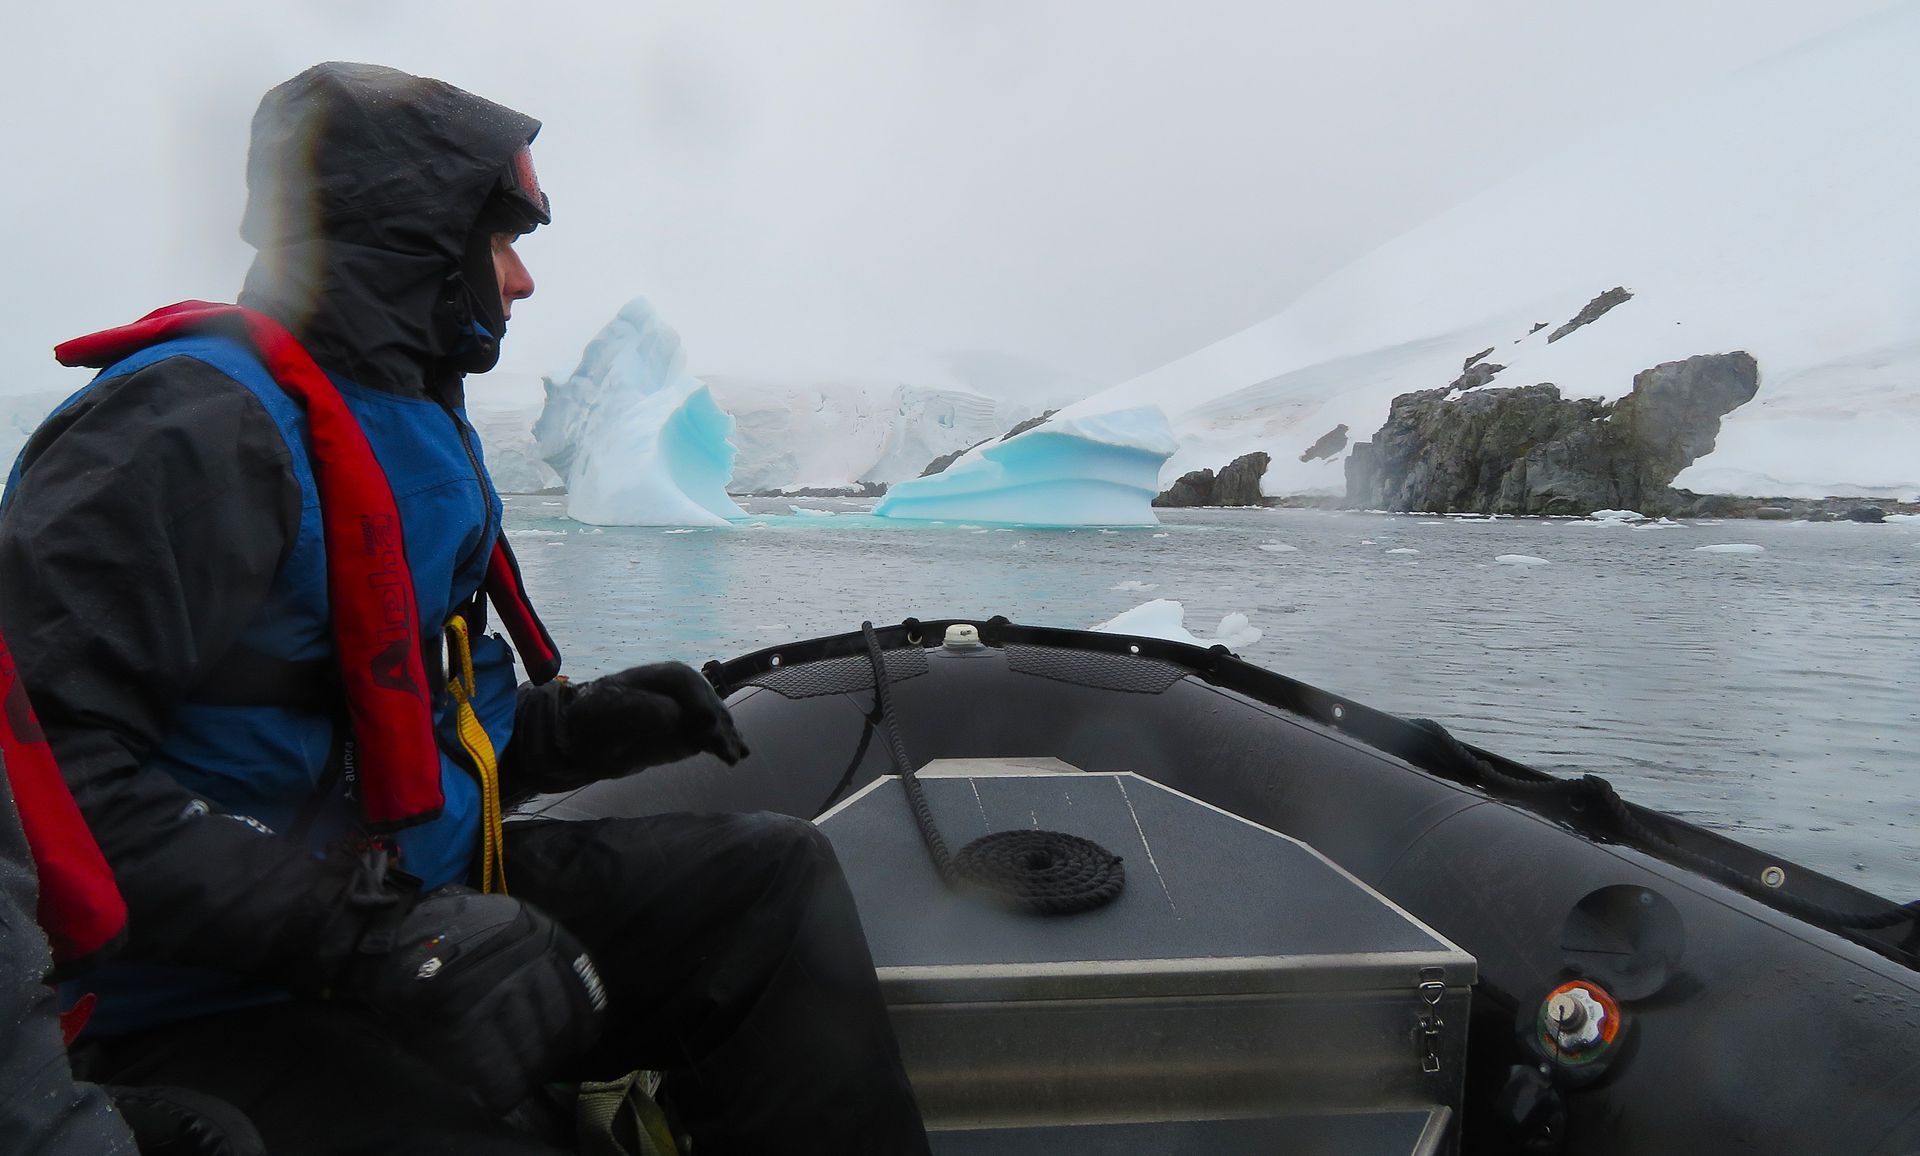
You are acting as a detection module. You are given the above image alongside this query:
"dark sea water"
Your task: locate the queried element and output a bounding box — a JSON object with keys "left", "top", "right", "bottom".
{"left": 504, "top": 496, "right": 1920, "bottom": 899}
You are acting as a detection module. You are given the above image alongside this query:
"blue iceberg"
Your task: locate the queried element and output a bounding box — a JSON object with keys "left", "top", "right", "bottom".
{"left": 534, "top": 297, "right": 747, "bottom": 526}
{"left": 873, "top": 407, "right": 1178, "bottom": 526}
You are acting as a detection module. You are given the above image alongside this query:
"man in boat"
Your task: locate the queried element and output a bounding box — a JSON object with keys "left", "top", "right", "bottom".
{"left": 0, "top": 62, "right": 928, "bottom": 1154}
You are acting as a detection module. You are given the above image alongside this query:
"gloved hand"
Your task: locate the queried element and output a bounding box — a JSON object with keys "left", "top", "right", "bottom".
{"left": 339, "top": 886, "right": 607, "bottom": 1114}
{"left": 507, "top": 661, "right": 750, "bottom": 792}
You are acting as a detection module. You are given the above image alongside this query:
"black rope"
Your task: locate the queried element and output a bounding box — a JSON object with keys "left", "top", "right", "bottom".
{"left": 1410, "top": 718, "right": 1916, "bottom": 933}
{"left": 861, "top": 621, "right": 1125, "bottom": 915}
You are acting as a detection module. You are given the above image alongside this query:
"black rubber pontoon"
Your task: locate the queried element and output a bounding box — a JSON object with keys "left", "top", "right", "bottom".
{"left": 519, "top": 618, "right": 1920, "bottom": 1155}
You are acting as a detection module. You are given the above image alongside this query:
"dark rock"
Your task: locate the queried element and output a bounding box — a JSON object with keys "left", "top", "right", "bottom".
{"left": 1344, "top": 442, "right": 1380, "bottom": 508}
{"left": 1529, "top": 321, "right": 1549, "bottom": 334}
{"left": 920, "top": 438, "right": 991, "bottom": 477}
{"left": 1845, "top": 505, "right": 1888, "bottom": 524}
{"left": 741, "top": 481, "right": 888, "bottom": 498}
{"left": 1547, "top": 287, "right": 1634, "bottom": 343}
{"left": 1753, "top": 506, "right": 1793, "bottom": 520}
{"left": 999, "top": 409, "right": 1060, "bottom": 442}
{"left": 1214, "top": 452, "right": 1272, "bottom": 505}
{"left": 1463, "top": 347, "right": 1496, "bottom": 372}
{"left": 1446, "top": 361, "right": 1507, "bottom": 393}
{"left": 1154, "top": 468, "right": 1216, "bottom": 508}
{"left": 1155, "top": 452, "right": 1272, "bottom": 507}
{"left": 1807, "top": 511, "right": 1836, "bottom": 522}
{"left": 1298, "top": 425, "right": 1349, "bottom": 462}
{"left": 1345, "top": 351, "right": 1758, "bottom": 516}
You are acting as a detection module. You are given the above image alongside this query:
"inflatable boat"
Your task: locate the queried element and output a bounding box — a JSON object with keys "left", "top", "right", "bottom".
{"left": 522, "top": 618, "right": 1920, "bottom": 1155}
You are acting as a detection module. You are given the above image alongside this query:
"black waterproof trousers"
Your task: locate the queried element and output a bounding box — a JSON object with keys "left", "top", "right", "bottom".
{"left": 75, "top": 812, "right": 931, "bottom": 1155}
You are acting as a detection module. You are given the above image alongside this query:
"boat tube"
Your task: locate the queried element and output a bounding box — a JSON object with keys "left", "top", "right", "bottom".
{"left": 521, "top": 618, "right": 1920, "bottom": 1155}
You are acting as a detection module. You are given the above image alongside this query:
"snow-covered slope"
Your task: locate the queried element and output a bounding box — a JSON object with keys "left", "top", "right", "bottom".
{"left": 1065, "top": 6, "right": 1920, "bottom": 502}
{"left": 703, "top": 377, "right": 1025, "bottom": 492}
{"left": 534, "top": 298, "right": 747, "bottom": 526}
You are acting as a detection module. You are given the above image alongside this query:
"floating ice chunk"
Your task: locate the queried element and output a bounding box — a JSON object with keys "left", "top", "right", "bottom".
{"left": 1590, "top": 509, "right": 1647, "bottom": 523}
{"left": 1693, "top": 543, "right": 1766, "bottom": 554}
{"left": 1886, "top": 513, "right": 1920, "bottom": 524}
{"left": 1495, "top": 554, "right": 1552, "bottom": 565}
{"left": 788, "top": 506, "right": 835, "bottom": 517}
{"left": 662, "top": 528, "right": 699, "bottom": 534}
{"left": 873, "top": 407, "right": 1176, "bottom": 527}
{"left": 1630, "top": 517, "right": 1683, "bottom": 531}
{"left": 1213, "top": 612, "right": 1263, "bottom": 649}
{"left": 535, "top": 297, "right": 747, "bottom": 526}
{"left": 1152, "top": 533, "right": 1170, "bottom": 538}
{"left": 1417, "top": 521, "right": 1447, "bottom": 526}
{"left": 1111, "top": 580, "right": 1160, "bottom": 592}
{"left": 1360, "top": 538, "right": 1376, "bottom": 545}
{"left": 1093, "top": 599, "right": 1261, "bottom": 649}
{"left": 1386, "top": 547, "right": 1420, "bottom": 554}
{"left": 1258, "top": 542, "right": 1299, "bottom": 553}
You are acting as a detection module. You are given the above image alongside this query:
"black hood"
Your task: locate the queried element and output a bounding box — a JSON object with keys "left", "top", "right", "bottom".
{"left": 237, "top": 62, "right": 544, "bottom": 394}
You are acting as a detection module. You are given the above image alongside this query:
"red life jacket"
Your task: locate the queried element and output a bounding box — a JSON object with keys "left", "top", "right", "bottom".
{"left": 1, "top": 631, "right": 126, "bottom": 972}
{"left": 54, "top": 301, "right": 562, "bottom": 833}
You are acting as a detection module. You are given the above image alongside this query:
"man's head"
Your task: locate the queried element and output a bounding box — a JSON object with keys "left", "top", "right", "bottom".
{"left": 239, "top": 63, "right": 549, "bottom": 386}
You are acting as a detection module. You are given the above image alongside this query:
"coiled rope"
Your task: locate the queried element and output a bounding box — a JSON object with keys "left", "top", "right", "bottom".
{"left": 1410, "top": 718, "right": 1917, "bottom": 933}
{"left": 861, "top": 621, "right": 1125, "bottom": 915}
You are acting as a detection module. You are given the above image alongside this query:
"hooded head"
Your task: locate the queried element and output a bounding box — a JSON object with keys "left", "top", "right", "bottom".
{"left": 238, "top": 62, "right": 549, "bottom": 393}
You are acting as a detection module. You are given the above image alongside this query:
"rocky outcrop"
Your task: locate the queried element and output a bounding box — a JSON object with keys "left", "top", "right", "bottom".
{"left": 1000, "top": 409, "right": 1059, "bottom": 441}
{"left": 1343, "top": 351, "right": 1758, "bottom": 515}
{"left": 920, "top": 439, "right": 990, "bottom": 478}
{"left": 1154, "top": 451, "right": 1273, "bottom": 507}
{"left": 1298, "top": 425, "right": 1349, "bottom": 462}
{"left": 1546, "top": 287, "right": 1634, "bottom": 343}
{"left": 918, "top": 409, "right": 1061, "bottom": 477}
{"left": 1447, "top": 361, "right": 1506, "bottom": 392}
{"left": 740, "top": 481, "right": 888, "bottom": 498}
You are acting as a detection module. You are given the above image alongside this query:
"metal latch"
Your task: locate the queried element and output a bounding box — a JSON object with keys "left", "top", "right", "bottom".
{"left": 1417, "top": 966, "right": 1447, "bottom": 1075}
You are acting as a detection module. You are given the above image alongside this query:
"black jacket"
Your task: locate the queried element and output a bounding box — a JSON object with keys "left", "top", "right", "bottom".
{"left": 0, "top": 63, "right": 555, "bottom": 991}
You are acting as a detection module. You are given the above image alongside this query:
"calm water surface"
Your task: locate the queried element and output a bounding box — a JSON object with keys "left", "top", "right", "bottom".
{"left": 505, "top": 496, "right": 1920, "bottom": 898}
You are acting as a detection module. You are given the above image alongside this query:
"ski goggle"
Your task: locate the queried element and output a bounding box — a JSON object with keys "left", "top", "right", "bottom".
{"left": 479, "top": 144, "right": 551, "bottom": 234}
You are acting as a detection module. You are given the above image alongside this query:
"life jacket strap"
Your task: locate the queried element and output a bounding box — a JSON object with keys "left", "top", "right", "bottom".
{"left": 443, "top": 614, "right": 508, "bottom": 895}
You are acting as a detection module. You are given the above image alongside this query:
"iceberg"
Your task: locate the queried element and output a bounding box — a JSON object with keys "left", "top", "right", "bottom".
{"left": 872, "top": 406, "right": 1177, "bottom": 527}
{"left": 534, "top": 298, "right": 747, "bottom": 526}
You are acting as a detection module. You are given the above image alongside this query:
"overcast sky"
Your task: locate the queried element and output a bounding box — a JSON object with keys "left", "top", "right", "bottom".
{"left": 6, "top": 1, "right": 1896, "bottom": 405}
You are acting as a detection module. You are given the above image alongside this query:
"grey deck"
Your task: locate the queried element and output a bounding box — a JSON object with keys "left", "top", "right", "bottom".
{"left": 822, "top": 771, "right": 1470, "bottom": 992}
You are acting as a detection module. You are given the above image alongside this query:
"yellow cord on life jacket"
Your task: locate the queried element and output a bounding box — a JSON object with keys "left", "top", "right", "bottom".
{"left": 444, "top": 615, "right": 508, "bottom": 895}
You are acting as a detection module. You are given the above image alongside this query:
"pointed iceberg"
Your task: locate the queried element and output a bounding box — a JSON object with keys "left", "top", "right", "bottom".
{"left": 873, "top": 406, "right": 1177, "bottom": 526}
{"left": 534, "top": 297, "right": 747, "bottom": 526}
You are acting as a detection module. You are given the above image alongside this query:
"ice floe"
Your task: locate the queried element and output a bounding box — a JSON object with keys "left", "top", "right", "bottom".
{"left": 1093, "top": 599, "right": 1262, "bottom": 649}
{"left": 1693, "top": 543, "right": 1766, "bottom": 554}
{"left": 1495, "top": 554, "right": 1552, "bottom": 566}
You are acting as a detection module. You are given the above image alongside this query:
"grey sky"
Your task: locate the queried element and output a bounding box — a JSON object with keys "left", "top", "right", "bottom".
{"left": 6, "top": 1, "right": 1895, "bottom": 406}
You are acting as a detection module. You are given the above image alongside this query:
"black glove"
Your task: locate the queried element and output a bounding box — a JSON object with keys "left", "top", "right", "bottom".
{"left": 507, "top": 662, "right": 750, "bottom": 792}
{"left": 339, "top": 886, "right": 607, "bottom": 1114}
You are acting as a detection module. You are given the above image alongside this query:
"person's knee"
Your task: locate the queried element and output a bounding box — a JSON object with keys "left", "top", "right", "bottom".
{"left": 735, "top": 811, "right": 837, "bottom": 876}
